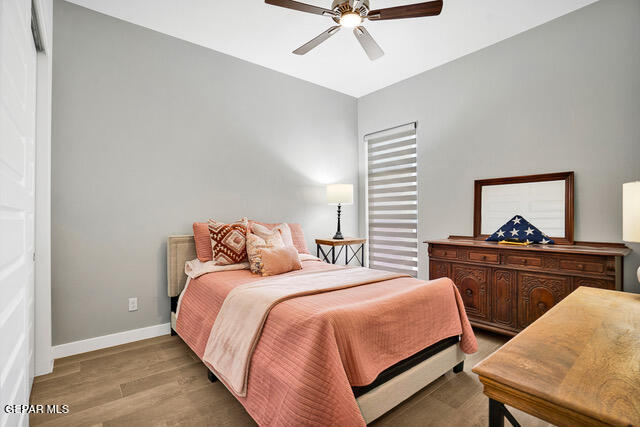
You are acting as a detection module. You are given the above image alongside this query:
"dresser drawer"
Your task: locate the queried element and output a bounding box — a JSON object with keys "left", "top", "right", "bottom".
{"left": 504, "top": 254, "right": 543, "bottom": 268}
{"left": 432, "top": 247, "right": 457, "bottom": 259}
{"left": 517, "top": 272, "right": 570, "bottom": 329}
{"left": 467, "top": 250, "right": 499, "bottom": 264}
{"left": 558, "top": 258, "right": 606, "bottom": 274}
{"left": 572, "top": 277, "right": 616, "bottom": 291}
{"left": 452, "top": 264, "right": 489, "bottom": 320}
{"left": 429, "top": 261, "right": 450, "bottom": 280}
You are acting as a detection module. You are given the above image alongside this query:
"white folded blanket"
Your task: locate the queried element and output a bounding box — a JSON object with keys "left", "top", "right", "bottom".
{"left": 184, "top": 259, "right": 250, "bottom": 279}
{"left": 298, "top": 253, "right": 320, "bottom": 262}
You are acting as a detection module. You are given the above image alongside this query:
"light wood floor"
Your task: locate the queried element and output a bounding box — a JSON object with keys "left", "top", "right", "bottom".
{"left": 30, "top": 330, "right": 551, "bottom": 426}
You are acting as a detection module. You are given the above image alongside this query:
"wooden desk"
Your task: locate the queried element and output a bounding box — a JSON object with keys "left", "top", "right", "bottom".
{"left": 473, "top": 287, "right": 640, "bottom": 427}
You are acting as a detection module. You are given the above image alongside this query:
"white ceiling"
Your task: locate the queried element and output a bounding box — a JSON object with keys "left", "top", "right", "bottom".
{"left": 65, "top": 0, "right": 598, "bottom": 97}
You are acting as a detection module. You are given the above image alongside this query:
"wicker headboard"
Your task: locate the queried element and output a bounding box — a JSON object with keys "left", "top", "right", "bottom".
{"left": 167, "top": 235, "right": 196, "bottom": 297}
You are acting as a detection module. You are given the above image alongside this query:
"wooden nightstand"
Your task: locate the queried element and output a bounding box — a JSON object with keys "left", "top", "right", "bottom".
{"left": 315, "top": 238, "right": 366, "bottom": 266}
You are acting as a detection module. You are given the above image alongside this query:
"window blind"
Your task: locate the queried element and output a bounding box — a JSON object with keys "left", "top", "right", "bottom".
{"left": 366, "top": 123, "right": 418, "bottom": 277}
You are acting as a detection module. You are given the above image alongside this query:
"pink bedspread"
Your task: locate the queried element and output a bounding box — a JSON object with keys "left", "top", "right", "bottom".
{"left": 176, "top": 261, "right": 477, "bottom": 426}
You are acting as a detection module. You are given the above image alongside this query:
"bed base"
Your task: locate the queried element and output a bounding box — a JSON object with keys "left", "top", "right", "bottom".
{"left": 352, "top": 336, "right": 460, "bottom": 397}
{"left": 355, "top": 342, "right": 465, "bottom": 423}
{"left": 170, "top": 296, "right": 178, "bottom": 336}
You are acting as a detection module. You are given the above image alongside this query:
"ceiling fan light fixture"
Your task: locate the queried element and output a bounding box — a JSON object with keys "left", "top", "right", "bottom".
{"left": 339, "top": 12, "right": 362, "bottom": 28}
{"left": 266, "top": 0, "right": 444, "bottom": 61}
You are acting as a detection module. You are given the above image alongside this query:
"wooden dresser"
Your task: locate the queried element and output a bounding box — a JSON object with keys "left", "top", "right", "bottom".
{"left": 426, "top": 238, "right": 631, "bottom": 335}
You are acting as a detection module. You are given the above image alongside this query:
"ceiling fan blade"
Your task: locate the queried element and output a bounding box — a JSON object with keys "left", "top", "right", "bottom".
{"left": 368, "top": 0, "right": 443, "bottom": 20}
{"left": 353, "top": 26, "right": 384, "bottom": 61}
{"left": 265, "top": 0, "right": 337, "bottom": 17}
{"left": 293, "top": 26, "right": 341, "bottom": 55}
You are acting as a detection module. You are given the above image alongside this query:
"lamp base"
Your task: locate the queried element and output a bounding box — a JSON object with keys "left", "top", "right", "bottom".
{"left": 333, "top": 203, "right": 344, "bottom": 240}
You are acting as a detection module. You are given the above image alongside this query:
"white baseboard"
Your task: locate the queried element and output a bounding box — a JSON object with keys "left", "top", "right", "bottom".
{"left": 51, "top": 323, "right": 171, "bottom": 360}
{"left": 35, "top": 359, "right": 54, "bottom": 376}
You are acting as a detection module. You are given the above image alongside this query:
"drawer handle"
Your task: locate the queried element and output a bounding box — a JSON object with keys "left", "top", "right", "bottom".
{"left": 577, "top": 264, "right": 584, "bottom": 270}
{"left": 443, "top": 251, "right": 448, "bottom": 256}
{"left": 537, "top": 301, "right": 548, "bottom": 312}
{"left": 465, "top": 289, "right": 473, "bottom": 297}
{"left": 481, "top": 255, "right": 487, "bottom": 260}
{"left": 522, "top": 259, "right": 528, "bottom": 265}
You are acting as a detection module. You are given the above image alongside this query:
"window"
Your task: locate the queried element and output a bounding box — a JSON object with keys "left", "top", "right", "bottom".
{"left": 366, "top": 123, "right": 418, "bottom": 277}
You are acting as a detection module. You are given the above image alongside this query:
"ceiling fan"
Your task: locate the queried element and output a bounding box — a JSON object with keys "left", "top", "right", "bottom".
{"left": 265, "top": 0, "right": 443, "bottom": 60}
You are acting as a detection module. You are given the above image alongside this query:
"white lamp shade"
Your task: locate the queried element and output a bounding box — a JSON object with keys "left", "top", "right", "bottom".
{"left": 327, "top": 184, "right": 353, "bottom": 205}
{"left": 623, "top": 181, "right": 640, "bottom": 242}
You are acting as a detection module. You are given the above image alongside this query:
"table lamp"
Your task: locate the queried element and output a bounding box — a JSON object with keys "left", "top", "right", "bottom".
{"left": 623, "top": 181, "right": 640, "bottom": 283}
{"left": 327, "top": 184, "right": 353, "bottom": 240}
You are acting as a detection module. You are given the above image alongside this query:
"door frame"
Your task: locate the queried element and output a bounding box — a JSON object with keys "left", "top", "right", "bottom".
{"left": 32, "top": 0, "right": 53, "bottom": 377}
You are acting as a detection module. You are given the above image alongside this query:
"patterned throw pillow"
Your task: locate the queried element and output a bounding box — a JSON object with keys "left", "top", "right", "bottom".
{"left": 246, "top": 226, "right": 285, "bottom": 274}
{"left": 208, "top": 218, "right": 248, "bottom": 265}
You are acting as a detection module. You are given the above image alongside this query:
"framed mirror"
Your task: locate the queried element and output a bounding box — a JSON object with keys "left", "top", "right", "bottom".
{"left": 473, "top": 172, "right": 574, "bottom": 245}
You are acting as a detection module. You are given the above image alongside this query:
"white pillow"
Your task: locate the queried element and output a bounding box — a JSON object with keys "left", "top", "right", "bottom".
{"left": 252, "top": 223, "right": 296, "bottom": 250}
{"left": 274, "top": 223, "right": 296, "bottom": 248}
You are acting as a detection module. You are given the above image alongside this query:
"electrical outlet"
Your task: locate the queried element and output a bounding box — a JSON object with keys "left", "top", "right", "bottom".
{"left": 128, "top": 297, "right": 138, "bottom": 312}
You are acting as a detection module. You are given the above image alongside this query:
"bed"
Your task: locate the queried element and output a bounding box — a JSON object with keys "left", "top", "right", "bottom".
{"left": 167, "top": 235, "right": 477, "bottom": 426}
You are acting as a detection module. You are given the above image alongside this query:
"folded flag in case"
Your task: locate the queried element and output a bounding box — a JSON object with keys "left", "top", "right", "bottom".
{"left": 486, "top": 215, "right": 554, "bottom": 245}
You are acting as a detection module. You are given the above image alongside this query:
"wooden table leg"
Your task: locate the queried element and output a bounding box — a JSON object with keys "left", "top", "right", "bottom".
{"left": 489, "top": 399, "right": 504, "bottom": 427}
{"left": 488, "top": 398, "right": 522, "bottom": 427}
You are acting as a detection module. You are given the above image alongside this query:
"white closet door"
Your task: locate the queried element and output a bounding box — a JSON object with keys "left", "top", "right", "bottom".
{"left": 0, "top": 0, "right": 37, "bottom": 425}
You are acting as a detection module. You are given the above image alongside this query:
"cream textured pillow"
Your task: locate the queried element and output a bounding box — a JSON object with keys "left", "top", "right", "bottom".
{"left": 246, "top": 227, "right": 285, "bottom": 274}
{"left": 251, "top": 223, "right": 285, "bottom": 245}
{"left": 253, "top": 222, "right": 295, "bottom": 248}
{"left": 249, "top": 221, "right": 310, "bottom": 254}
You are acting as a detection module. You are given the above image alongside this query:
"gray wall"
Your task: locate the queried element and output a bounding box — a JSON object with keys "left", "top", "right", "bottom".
{"left": 357, "top": 0, "right": 640, "bottom": 292}
{"left": 52, "top": 1, "right": 358, "bottom": 345}
{"left": 53, "top": 0, "right": 640, "bottom": 346}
